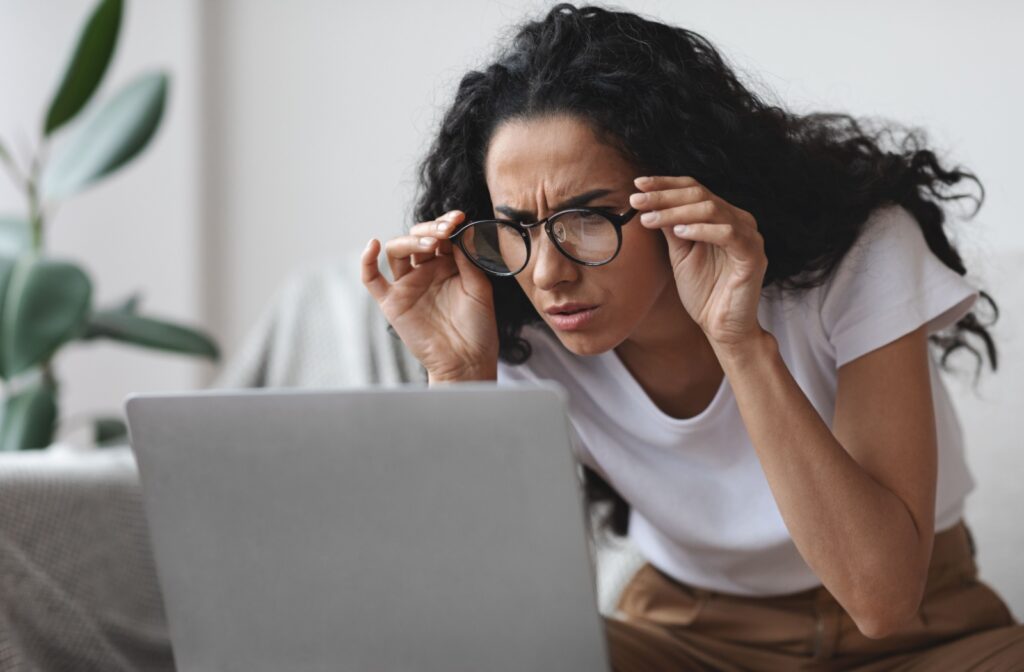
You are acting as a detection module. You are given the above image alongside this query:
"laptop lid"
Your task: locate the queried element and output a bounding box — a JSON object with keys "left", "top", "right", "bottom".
{"left": 125, "top": 382, "right": 609, "bottom": 672}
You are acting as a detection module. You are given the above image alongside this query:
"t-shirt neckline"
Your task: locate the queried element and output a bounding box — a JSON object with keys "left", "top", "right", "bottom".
{"left": 602, "top": 347, "right": 732, "bottom": 429}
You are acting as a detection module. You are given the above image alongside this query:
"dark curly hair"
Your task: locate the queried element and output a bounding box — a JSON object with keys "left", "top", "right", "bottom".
{"left": 410, "top": 3, "right": 999, "bottom": 538}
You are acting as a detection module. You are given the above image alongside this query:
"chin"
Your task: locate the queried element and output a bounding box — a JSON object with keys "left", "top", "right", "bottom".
{"left": 552, "top": 331, "right": 614, "bottom": 357}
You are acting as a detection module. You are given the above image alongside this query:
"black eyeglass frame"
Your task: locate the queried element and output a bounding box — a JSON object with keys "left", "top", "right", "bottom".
{"left": 446, "top": 206, "right": 640, "bottom": 277}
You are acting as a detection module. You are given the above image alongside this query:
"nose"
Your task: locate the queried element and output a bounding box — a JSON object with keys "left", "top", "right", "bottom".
{"left": 529, "top": 225, "right": 578, "bottom": 291}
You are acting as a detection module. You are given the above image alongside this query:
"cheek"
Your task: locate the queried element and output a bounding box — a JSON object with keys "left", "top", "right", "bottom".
{"left": 608, "top": 228, "right": 673, "bottom": 318}
{"left": 617, "top": 224, "right": 672, "bottom": 284}
{"left": 589, "top": 227, "right": 672, "bottom": 323}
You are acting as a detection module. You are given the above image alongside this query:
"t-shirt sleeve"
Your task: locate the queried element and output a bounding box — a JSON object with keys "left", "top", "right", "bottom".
{"left": 819, "top": 204, "right": 980, "bottom": 368}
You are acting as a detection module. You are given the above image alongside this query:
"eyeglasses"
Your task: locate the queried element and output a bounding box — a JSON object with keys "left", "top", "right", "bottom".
{"left": 447, "top": 206, "right": 639, "bottom": 277}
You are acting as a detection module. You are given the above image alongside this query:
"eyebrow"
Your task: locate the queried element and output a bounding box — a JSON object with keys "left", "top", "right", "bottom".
{"left": 494, "top": 188, "right": 614, "bottom": 221}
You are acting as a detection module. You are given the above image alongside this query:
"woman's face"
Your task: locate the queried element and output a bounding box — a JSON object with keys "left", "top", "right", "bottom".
{"left": 483, "top": 114, "right": 677, "bottom": 355}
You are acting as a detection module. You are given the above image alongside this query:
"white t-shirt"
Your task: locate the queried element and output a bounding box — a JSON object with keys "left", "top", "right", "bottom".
{"left": 497, "top": 203, "right": 981, "bottom": 596}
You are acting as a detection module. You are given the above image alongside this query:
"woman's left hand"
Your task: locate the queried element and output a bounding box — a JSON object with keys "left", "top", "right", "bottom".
{"left": 629, "top": 175, "right": 768, "bottom": 348}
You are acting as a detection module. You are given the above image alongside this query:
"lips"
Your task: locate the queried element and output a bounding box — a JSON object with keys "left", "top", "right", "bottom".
{"left": 545, "top": 302, "right": 598, "bottom": 315}
{"left": 546, "top": 304, "right": 598, "bottom": 331}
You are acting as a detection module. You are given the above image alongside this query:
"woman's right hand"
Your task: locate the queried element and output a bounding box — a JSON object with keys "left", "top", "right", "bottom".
{"left": 361, "top": 210, "right": 499, "bottom": 383}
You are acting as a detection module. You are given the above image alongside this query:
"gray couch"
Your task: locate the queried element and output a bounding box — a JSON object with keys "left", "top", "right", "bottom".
{"left": 1, "top": 247, "right": 1021, "bottom": 670}
{"left": 0, "top": 448, "right": 172, "bottom": 671}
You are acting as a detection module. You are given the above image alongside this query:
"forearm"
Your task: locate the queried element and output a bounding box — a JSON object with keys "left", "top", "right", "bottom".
{"left": 712, "top": 330, "right": 928, "bottom": 635}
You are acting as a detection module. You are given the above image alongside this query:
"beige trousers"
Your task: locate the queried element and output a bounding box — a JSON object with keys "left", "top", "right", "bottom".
{"left": 605, "top": 521, "right": 1024, "bottom": 670}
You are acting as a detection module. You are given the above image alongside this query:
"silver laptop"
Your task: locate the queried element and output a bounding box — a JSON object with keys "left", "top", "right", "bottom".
{"left": 124, "top": 381, "right": 609, "bottom": 672}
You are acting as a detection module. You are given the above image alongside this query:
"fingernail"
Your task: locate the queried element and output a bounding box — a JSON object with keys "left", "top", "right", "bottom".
{"left": 640, "top": 211, "right": 658, "bottom": 224}
{"left": 674, "top": 224, "right": 689, "bottom": 236}
{"left": 634, "top": 176, "right": 652, "bottom": 185}
{"left": 418, "top": 237, "right": 435, "bottom": 247}
{"left": 435, "top": 221, "right": 450, "bottom": 232}
{"left": 630, "top": 192, "right": 649, "bottom": 206}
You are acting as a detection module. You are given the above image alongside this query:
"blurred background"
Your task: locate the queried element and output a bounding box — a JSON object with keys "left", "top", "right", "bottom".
{"left": 1, "top": 0, "right": 1020, "bottom": 429}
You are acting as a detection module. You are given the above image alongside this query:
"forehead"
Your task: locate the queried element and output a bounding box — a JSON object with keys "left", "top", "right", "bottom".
{"left": 484, "top": 115, "right": 633, "bottom": 203}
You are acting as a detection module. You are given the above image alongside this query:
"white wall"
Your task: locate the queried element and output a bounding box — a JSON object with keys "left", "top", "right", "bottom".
{"left": 197, "top": 0, "right": 528, "bottom": 364}
{"left": 0, "top": 0, "right": 204, "bottom": 445}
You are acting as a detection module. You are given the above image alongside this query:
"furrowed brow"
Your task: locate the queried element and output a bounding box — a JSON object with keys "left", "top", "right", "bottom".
{"left": 495, "top": 188, "right": 614, "bottom": 221}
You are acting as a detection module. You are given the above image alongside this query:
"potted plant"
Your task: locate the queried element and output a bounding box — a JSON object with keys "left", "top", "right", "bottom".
{"left": 0, "top": 0, "right": 219, "bottom": 451}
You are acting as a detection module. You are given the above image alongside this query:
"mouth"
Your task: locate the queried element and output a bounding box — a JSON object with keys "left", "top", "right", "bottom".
{"left": 545, "top": 302, "right": 599, "bottom": 316}
{"left": 545, "top": 304, "right": 600, "bottom": 331}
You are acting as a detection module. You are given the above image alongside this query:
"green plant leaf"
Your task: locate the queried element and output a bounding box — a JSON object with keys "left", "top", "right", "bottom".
{"left": 114, "top": 291, "right": 142, "bottom": 313}
{"left": 0, "top": 256, "right": 17, "bottom": 379}
{"left": 0, "top": 217, "right": 31, "bottom": 257}
{"left": 94, "top": 415, "right": 127, "bottom": 446}
{"left": 44, "top": 0, "right": 123, "bottom": 136}
{"left": 82, "top": 309, "right": 219, "bottom": 360}
{"left": 0, "top": 377, "right": 57, "bottom": 451}
{"left": 78, "top": 292, "right": 144, "bottom": 341}
{"left": 41, "top": 71, "right": 169, "bottom": 200}
{"left": 0, "top": 256, "right": 18, "bottom": 343}
{"left": 0, "top": 254, "right": 93, "bottom": 379}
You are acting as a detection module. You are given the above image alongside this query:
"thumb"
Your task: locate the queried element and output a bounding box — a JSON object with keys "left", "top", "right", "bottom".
{"left": 662, "top": 226, "right": 695, "bottom": 262}
{"left": 451, "top": 243, "right": 493, "bottom": 298}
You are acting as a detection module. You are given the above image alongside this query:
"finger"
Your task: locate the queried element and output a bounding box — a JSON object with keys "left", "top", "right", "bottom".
{"left": 434, "top": 213, "right": 463, "bottom": 256}
{"left": 633, "top": 175, "right": 700, "bottom": 192}
{"left": 629, "top": 185, "right": 713, "bottom": 212}
{"left": 385, "top": 235, "right": 438, "bottom": 279}
{"left": 434, "top": 211, "right": 465, "bottom": 256}
{"left": 384, "top": 243, "right": 411, "bottom": 280}
{"left": 409, "top": 217, "right": 456, "bottom": 238}
{"left": 670, "top": 222, "right": 760, "bottom": 256}
{"left": 411, "top": 235, "right": 442, "bottom": 267}
{"left": 411, "top": 211, "right": 463, "bottom": 257}
{"left": 410, "top": 249, "right": 439, "bottom": 266}
{"left": 360, "top": 238, "right": 391, "bottom": 301}
{"left": 409, "top": 210, "right": 463, "bottom": 235}
{"left": 404, "top": 226, "right": 452, "bottom": 257}
{"left": 637, "top": 199, "right": 719, "bottom": 229}
{"left": 660, "top": 226, "right": 696, "bottom": 258}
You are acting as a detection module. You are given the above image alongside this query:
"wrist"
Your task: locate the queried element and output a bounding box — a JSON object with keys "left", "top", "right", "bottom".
{"left": 427, "top": 361, "right": 498, "bottom": 386}
{"left": 710, "top": 328, "right": 777, "bottom": 369}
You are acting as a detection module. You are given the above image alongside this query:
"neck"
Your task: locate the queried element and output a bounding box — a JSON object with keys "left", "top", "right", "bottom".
{"left": 615, "top": 282, "right": 721, "bottom": 388}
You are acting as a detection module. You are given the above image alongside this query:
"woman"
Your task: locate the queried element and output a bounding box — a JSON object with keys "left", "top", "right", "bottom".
{"left": 361, "top": 4, "right": 1023, "bottom": 669}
